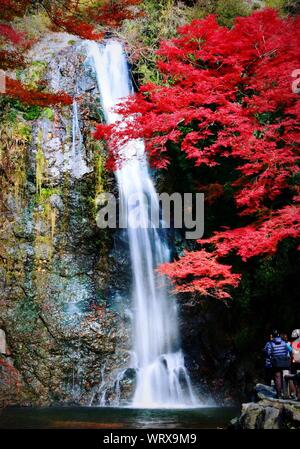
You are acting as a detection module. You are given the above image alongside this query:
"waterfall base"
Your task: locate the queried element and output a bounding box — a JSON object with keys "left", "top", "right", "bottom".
{"left": 132, "top": 351, "right": 198, "bottom": 409}
{"left": 90, "top": 351, "right": 203, "bottom": 409}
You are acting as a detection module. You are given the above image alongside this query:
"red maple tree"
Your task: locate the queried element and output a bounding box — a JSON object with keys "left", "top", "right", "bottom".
{"left": 95, "top": 9, "right": 300, "bottom": 300}
{"left": 0, "top": 0, "right": 141, "bottom": 105}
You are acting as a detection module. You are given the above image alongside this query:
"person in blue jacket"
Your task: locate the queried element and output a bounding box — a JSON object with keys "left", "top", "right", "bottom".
{"left": 264, "top": 330, "right": 291, "bottom": 398}
{"left": 263, "top": 332, "right": 274, "bottom": 386}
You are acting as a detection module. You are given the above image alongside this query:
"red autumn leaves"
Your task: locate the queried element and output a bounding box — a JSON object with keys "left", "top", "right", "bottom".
{"left": 5, "top": 78, "right": 73, "bottom": 106}
{"left": 95, "top": 10, "right": 300, "bottom": 299}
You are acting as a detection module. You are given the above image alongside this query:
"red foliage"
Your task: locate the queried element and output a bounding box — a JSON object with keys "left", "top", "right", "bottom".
{"left": 5, "top": 78, "right": 73, "bottom": 106}
{"left": 200, "top": 206, "right": 300, "bottom": 261}
{"left": 96, "top": 10, "right": 300, "bottom": 299}
{"left": 160, "top": 250, "right": 241, "bottom": 300}
{"left": 50, "top": 15, "right": 104, "bottom": 41}
{"left": 0, "top": 23, "right": 26, "bottom": 45}
{"left": 161, "top": 206, "right": 300, "bottom": 299}
{"left": 87, "top": 0, "right": 142, "bottom": 28}
{"left": 0, "top": 3, "right": 34, "bottom": 71}
{"left": 50, "top": 0, "right": 142, "bottom": 39}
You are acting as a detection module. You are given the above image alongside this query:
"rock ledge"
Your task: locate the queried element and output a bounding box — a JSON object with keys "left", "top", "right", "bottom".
{"left": 232, "top": 384, "right": 300, "bottom": 429}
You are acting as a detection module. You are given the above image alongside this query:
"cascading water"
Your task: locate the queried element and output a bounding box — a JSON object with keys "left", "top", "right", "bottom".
{"left": 71, "top": 99, "right": 90, "bottom": 179}
{"left": 88, "top": 40, "right": 197, "bottom": 408}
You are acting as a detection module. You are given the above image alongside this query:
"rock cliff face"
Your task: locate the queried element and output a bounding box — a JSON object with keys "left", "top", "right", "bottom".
{"left": 0, "top": 33, "right": 132, "bottom": 407}
{"left": 178, "top": 296, "right": 256, "bottom": 405}
{"left": 233, "top": 384, "right": 300, "bottom": 429}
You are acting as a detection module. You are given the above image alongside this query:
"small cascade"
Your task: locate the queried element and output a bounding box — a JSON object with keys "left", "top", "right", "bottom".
{"left": 72, "top": 99, "right": 83, "bottom": 156}
{"left": 70, "top": 99, "right": 89, "bottom": 179}
{"left": 88, "top": 40, "right": 198, "bottom": 408}
{"left": 112, "top": 369, "right": 128, "bottom": 406}
{"left": 89, "top": 364, "right": 107, "bottom": 407}
{"left": 71, "top": 365, "right": 82, "bottom": 403}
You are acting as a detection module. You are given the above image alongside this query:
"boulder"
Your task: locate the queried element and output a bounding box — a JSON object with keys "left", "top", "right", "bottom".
{"left": 232, "top": 384, "right": 300, "bottom": 429}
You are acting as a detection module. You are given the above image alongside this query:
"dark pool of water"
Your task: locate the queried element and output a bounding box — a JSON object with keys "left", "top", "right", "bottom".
{"left": 0, "top": 406, "right": 239, "bottom": 429}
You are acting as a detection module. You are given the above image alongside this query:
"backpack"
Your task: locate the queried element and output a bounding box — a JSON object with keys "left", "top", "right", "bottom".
{"left": 270, "top": 342, "right": 291, "bottom": 369}
{"left": 292, "top": 341, "right": 300, "bottom": 364}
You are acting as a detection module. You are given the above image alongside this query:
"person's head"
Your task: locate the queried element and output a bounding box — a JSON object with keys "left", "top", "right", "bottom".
{"left": 281, "top": 333, "right": 288, "bottom": 342}
{"left": 291, "top": 329, "right": 300, "bottom": 340}
{"left": 272, "top": 330, "right": 280, "bottom": 338}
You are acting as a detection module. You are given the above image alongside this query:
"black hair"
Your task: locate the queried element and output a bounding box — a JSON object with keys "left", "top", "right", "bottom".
{"left": 272, "top": 330, "right": 279, "bottom": 337}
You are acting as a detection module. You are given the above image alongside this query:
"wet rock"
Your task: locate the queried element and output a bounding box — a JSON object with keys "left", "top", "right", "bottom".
{"left": 0, "top": 33, "right": 130, "bottom": 407}
{"left": 0, "top": 329, "right": 6, "bottom": 354}
{"left": 255, "top": 383, "right": 277, "bottom": 400}
{"left": 233, "top": 384, "right": 300, "bottom": 429}
{"left": 49, "top": 194, "right": 64, "bottom": 211}
{"left": 179, "top": 297, "right": 241, "bottom": 405}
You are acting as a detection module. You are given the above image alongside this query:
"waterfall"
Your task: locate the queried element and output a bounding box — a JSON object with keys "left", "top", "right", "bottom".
{"left": 88, "top": 40, "right": 197, "bottom": 408}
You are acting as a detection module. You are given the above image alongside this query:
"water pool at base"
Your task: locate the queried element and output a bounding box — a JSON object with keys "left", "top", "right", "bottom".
{"left": 0, "top": 406, "right": 239, "bottom": 429}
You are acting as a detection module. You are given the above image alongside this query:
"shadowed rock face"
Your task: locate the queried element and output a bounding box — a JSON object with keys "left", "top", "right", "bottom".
{"left": 0, "top": 33, "right": 131, "bottom": 407}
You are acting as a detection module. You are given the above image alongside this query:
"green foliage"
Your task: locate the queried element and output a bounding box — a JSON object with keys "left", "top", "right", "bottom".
{"left": 185, "top": 0, "right": 251, "bottom": 25}
{"left": 38, "top": 187, "right": 61, "bottom": 200}
{"left": 12, "top": 11, "right": 51, "bottom": 41}
{"left": 185, "top": 0, "right": 216, "bottom": 20}
{"left": 0, "top": 93, "right": 57, "bottom": 123}
{"left": 265, "top": 0, "right": 286, "bottom": 9}
{"left": 17, "top": 61, "right": 48, "bottom": 90}
{"left": 34, "top": 187, "right": 60, "bottom": 242}
{"left": 0, "top": 97, "right": 43, "bottom": 121}
{"left": 140, "top": 0, "right": 180, "bottom": 45}
{"left": 0, "top": 103, "right": 32, "bottom": 206}
{"left": 22, "top": 105, "right": 42, "bottom": 121}
{"left": 91, "top": 140, "right": 113, "bottom": 222}
{"left": 95, "top": 153, "right": 105, "bottom": 194}
{"left": 265, "top": 0, "right": 300, "bottom": 14}
{"left": 122, "top": 0, "right": 187, "bottom": 84}
{"left": 15, "top": 122, "right": 32, "bottom": 141}
{"left": 135, "top": 62, "right": 162, "bottom": 84}
{"left": 41, "top": 107, "right": 55, "bottom": 120}
{"left": 216, "top": 0, "right": 250, "bottom": 26}
{"left": 35, "top": 130, "right": 48, "bottom": 196}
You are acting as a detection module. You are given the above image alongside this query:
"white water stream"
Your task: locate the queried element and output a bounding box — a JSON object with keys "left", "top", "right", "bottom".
{"left": 88, "top": 40, "right": 197, "bottom": 408}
